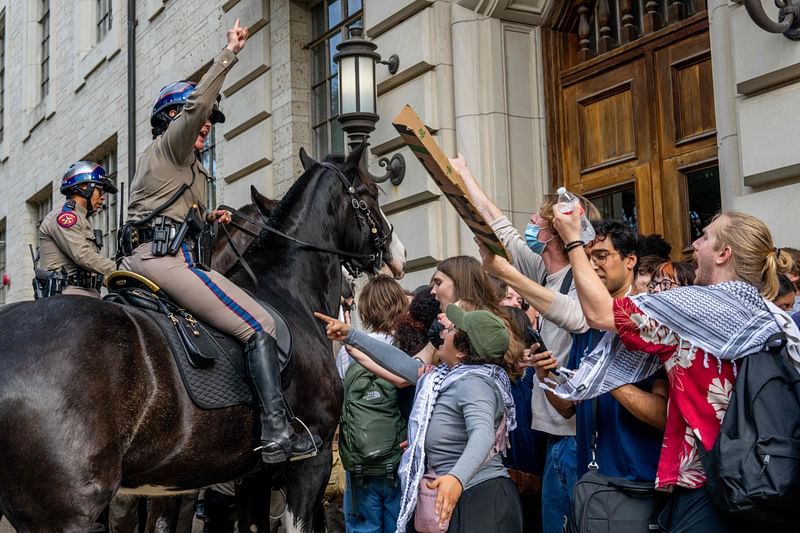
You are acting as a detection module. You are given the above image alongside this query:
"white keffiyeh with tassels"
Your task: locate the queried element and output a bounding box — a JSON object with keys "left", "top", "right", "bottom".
{"left": 543, "top": 281, "right": 800, "bottom": 401}
{"left": 394, "top": 363, "right": 516, "bottom": 533}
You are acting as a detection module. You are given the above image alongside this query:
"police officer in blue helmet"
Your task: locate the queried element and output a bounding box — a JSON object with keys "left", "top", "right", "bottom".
{"left": 118, "top": 20, "right": 320, "bottom": 463}
{"left": 36, "top": 161, "right": 117, "bottom": 298}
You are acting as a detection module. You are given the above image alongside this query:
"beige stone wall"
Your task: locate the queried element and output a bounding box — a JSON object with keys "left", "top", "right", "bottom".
{"left": 709, "top": 0, "right": 800, "bottom": 246}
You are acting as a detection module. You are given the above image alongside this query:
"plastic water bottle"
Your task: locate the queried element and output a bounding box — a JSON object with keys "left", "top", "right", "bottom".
{"left": 556, "top": 186, "right": 595, "bottom": 242}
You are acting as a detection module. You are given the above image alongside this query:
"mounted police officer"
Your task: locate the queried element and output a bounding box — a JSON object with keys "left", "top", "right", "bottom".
{"left": 35, "top": 161, "right": 117, "bottom": 298}
{"left": 118, "top": 19, "right": 319, "bottom": 464}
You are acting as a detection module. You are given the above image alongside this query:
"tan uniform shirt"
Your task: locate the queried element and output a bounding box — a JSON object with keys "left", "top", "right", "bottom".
{"left": 127, "top": 48, "right": 237, "bottom": 224}
{"left": 39, "top": 201, "right": 116, "bottom": 277}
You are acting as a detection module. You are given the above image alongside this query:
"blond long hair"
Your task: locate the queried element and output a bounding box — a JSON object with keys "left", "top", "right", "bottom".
{"left": 715, "top": 212, "right": 793, "bottom": 300}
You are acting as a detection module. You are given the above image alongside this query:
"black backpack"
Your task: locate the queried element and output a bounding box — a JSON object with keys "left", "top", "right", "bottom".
{"left": 698, "top": 333, "right": 800, "bottom": 529}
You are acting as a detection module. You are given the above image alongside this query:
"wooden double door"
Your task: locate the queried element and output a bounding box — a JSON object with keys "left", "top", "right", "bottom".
{"left": 545, "top": 6, "right": 719, "bottom": 257}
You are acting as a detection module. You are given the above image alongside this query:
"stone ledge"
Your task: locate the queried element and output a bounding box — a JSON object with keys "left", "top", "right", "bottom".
{"left": 367, "top": 0, "right": 433, "bottom": 39}
{"left": 224, "top": 158, "right": 272, "bottom": 184}
{"left": 223, "top": 111, "right": 271, "bottom": 141}
{"left": 224, "top": 64, "right": 271, "bottom": 97}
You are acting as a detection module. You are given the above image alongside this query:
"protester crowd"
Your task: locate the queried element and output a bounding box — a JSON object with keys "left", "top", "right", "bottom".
{"left": 315, "top": 153, "right": 800, "bottom": 533}
{"left": 25, "top": 16, "right": 800, "bottom": 531}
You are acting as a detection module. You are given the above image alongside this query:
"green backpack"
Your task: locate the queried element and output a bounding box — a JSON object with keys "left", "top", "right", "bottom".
{"left": 339, "top": 362, "right": 407, "bottom": 478}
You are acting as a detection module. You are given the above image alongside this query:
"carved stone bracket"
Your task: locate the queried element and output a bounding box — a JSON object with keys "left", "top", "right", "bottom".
{"left": 742, "top": 0, "right": 800, "bottom": 40}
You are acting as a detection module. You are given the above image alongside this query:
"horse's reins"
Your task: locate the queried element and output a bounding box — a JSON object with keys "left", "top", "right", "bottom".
{"left": 219, "top": 162, "right": 392, "bottom": 283}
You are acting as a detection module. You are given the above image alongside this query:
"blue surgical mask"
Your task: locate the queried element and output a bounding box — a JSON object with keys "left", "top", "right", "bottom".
{"left": 525, "top": 223, "right": 551, "bottom": 255}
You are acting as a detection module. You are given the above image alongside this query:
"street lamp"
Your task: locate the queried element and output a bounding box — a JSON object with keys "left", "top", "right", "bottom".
{"left": 742, "top": 0, "right": 800, "bottom": 40}
{"left": 334, "top": 27, "right": 406, "bottom": 186}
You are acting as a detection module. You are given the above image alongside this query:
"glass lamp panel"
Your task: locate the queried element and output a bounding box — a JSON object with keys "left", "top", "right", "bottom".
{"left": 339, "top": 56, "right": 357, "bottom": 114}
{"left": 357, "top": 57, "right": 375, "bottom": 114}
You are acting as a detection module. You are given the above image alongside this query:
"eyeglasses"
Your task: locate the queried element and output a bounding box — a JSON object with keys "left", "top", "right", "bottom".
{"left": 588, "top": 250, "right": 621, "bottom": 265}
{"left": 647, "top": 279, "right": 679, "bottom": 293}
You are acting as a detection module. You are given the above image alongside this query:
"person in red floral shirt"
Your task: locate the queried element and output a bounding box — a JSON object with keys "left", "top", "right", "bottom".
{"left": 549, "top": 210, "right": 797, "bottom": 533}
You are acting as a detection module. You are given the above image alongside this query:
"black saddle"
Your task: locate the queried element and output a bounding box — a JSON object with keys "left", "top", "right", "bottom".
{"left": 105, "top": 271, "right": 293, "bottom": 410}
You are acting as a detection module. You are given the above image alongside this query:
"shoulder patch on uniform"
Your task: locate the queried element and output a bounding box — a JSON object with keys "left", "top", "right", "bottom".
{"left": 57, "top": 211, "right": 78, "bottom": 228}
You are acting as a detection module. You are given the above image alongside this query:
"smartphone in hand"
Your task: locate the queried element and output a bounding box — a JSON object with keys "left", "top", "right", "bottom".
{"left": 526, "top": 325, "right": 547, "bottom": 353}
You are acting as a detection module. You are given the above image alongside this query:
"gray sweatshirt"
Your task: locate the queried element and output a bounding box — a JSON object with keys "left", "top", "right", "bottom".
{"left": 345, "top": 329, "right": 509, "bottom": 489}
{"left": 491, "top": 215, "right": 588, "bottom": 436}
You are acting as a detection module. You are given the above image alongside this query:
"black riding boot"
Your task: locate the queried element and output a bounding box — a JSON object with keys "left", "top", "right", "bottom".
{"left": 245, "top": 331, "right": 321, "bottom": 463}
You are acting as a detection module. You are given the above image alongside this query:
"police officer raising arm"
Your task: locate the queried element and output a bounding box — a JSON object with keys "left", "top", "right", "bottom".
{"left": 36, "top": 161, "right": 117, "bottom": 298}
{"left": 118, "top": 19, "right": 320, "bottom": 463}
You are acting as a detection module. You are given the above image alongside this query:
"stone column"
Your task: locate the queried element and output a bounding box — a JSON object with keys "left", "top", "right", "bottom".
{"left": 451, "top": 2, "right": 550, "bottom": 234}
{"left": 270, "top": 0, "right": 311, "bottom": 196}
{"left": 707, "top": 0, "right": 746, "bottom": 209}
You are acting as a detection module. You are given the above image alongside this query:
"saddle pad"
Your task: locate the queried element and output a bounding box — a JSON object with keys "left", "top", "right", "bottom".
{"left": 109, "top": 291, "right": 294, "bottom": 410}
{"left": 147, "top": 310, "right": 255, "bottom": 410}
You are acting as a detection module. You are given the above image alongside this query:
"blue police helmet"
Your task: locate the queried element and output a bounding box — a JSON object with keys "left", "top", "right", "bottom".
{"left": 60, "top": 161, "right": 117, "bottom": 197}
{"left": 150, "top": 81, "right": 225, "bottom": 136}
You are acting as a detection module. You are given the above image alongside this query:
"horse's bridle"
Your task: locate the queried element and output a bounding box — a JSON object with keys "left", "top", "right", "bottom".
{"left": 220, "top": 162, "right": 392, "bottom": 285}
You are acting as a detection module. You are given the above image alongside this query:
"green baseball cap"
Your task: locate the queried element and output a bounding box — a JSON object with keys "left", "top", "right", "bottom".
{"left": 445, "top": 304, "right": 509, "bottom": 359}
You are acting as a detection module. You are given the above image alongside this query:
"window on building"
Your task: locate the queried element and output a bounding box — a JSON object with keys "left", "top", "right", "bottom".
{"left": 587, "top": 184, "right": 638, "bottom": 233}
{"left": 94, "top": 151, "right": 119, "bottom": 259}
{"left": 200, "top": 126, "right": 217, "bottom": 210}
{"left": 97, "top": 0, "right": 112, "bottom": 41}
{"left": 28, "top": 186, "right": 52, "bottom": 253}
{"left": 39, "top": 0, "right": 50, "bottom": 100}
{"left": 0, "top": 10, "right": 5, "bottom": 143}
{"left": 309, "top": 0, "right": 363, "bottom": 157}
{"left": 0, "top": 219, "right": 6, "bottom": 306}
{"left": 686, "top": 165, "right": 721, "bottom": 242}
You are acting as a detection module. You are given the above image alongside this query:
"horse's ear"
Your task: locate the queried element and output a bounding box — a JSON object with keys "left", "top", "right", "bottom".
{"left": 299, "top": 147, "right": 317, "bottom": 171}
{"left": 250, "top": 185, "right": 276, "bottom": 217}
{"left": 343, "top": 141, "right": 367, "bottom": 178}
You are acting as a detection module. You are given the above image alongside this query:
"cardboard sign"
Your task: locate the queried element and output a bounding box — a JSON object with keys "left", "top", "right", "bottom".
{"left": 392, "top": 105, "right": 511, "bottom": 260}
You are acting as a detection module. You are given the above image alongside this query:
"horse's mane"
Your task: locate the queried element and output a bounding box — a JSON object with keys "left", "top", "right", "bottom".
{"left": 266, "top": 153, "right": 378, "bottom": 226}
{"left": 266, "top": 167, "right": 316, "bottom": 226}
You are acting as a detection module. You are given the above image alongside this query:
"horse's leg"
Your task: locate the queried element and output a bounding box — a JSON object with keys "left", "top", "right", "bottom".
{"left": 108, "top": 494, "right": 142, "bottom": 533}
{"left": 235, "top": 473, "right": 272, "bottom": 533}
{"left": 144, "top": 497, "right": 183, "bottom": 533}
{"left": 201, "top": 486, "right": 236, "bottom": 533}
{"left": 281, "top": 444, "right": 332, "bottom": 533}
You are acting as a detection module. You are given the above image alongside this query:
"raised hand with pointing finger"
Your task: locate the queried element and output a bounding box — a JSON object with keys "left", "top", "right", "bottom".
{"left": 226, "top": 18, "right": 249, "bottom": 54}
{"left": 313, "top": 311, "right": 350, "bottom": 342}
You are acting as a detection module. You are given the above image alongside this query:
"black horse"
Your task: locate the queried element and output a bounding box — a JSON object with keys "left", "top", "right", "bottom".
{"left": 0, "top": 145, "right": 405, "bottom": 533}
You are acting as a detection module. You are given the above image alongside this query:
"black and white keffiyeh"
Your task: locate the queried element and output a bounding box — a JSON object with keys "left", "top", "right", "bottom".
{"left": 395, "top": 363, "right": 516, "bottom": 533}
{"left": 544, "top": 281, "right": 800, "bottom": 401}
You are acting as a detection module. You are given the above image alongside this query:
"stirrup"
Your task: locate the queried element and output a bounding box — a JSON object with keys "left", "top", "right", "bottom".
{"left": 252, "top": 417, "right": 320, "bottom": 463}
